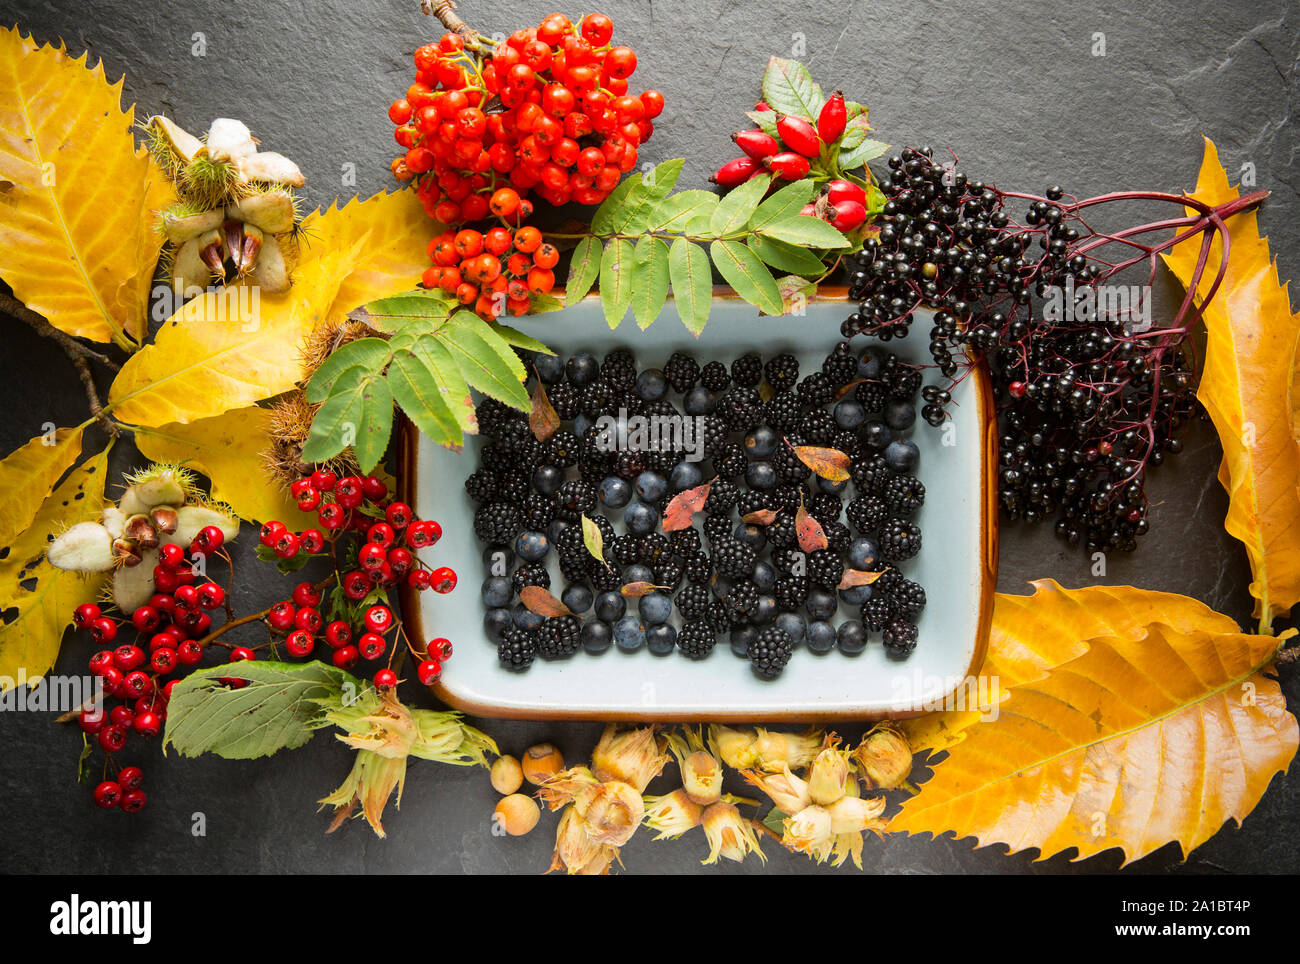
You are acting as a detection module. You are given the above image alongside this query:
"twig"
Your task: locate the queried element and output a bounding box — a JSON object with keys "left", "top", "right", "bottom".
{"left": 419, "top": 0, "right": 489, "bottom": 50}
{"left": 1, "top": 291, "right": 122, "bottom": 437}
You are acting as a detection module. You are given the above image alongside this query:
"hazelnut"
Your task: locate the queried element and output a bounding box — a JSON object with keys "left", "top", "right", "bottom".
{"left": 521, "top": 742, "right": 564, "bottom": 785}
{"left": 490, "top": 755, "right": 524, "bottom": 795}
{"left": 494, "top": 794, "right": 540, "bottom": 836}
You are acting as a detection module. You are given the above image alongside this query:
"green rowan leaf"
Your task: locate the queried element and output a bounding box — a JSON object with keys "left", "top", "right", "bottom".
{"left": 747, "top": 233, "right": 827, "bottom": 275}
{"left": 749, "top": 180, "right": 816, "bottom": 231}
{"left": 756, "top": 214, "right": 850, "bottom": 249}
{"left": 599, "top": 238, "right": 635, "bottom": 328}
{"left": 630, "top": 236, "right": 670, "bottom": 329}
{"left": 565, "top": 235, "right": 602, "bottom": 305}
{"left": 434, "top": 311, "right": 528, "bottom": 409}
{"left": 710, "top": 174, "right": 772, "bottom": 236}
{"left": 668, "top": 237, "right": 713, "bottom": 336}
{"left": 711, "top": 239, "right": 783, "bottom": 316}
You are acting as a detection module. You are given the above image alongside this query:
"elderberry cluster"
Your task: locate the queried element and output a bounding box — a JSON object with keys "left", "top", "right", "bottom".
{"left": 840, "top": 146, "right": 1197, "bottom": 553}
{"left": 468, "top": 345, "right": 929, "bottom": 680}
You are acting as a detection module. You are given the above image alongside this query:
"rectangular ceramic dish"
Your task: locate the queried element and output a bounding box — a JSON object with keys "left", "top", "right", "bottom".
{"left": 398, "top": 290, "right": 996, "bottom": 721}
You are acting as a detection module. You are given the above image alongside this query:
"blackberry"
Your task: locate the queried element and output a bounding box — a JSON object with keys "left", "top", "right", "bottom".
{"left": 851, "top": 455, "right": 893, "bottom": 496}
{"left": 713, "top": 442, "right": 747, "bottom": 480}
{"left": 879, "top": 518, "right": 922, "bottom": 562}
{"left": 823, "top": 520, "right": 851, "bottom": 553}
{"left": 771, "top": 548, "right": 805, "bottom": 575}
{"left": 705, "top": 479, "right": 740, "bottom": 514}
{"left": 882, "top": 618, "right": 919, "bottom": 658}
{"left": 774, "top": 573, "right": 809, "bottom": 611}
{"left": 797, "top": 371, "right": 834, "bottom": 408}
{"left": 831, "top": 429, "right": 863, "bottom": 461}
{"left": 547, "top": 431, "right": 581, "bottom": 468}
{"left": 556, "top": 523, "right": 586, "bottom": 557}
{"left": 615, "top": 450, "right": 647, "bottom": 481}
{"left": 706, "top": 600, "right": 731, "bottom": 631}
{"left": 724, "top": 581, "right": 759, "bottom": 624}
{"left": 498, "top": 629, "right": 537, "bottom": 671}
{"left": 682, "top": 550, "right": 713, "bottom": 584}
{"left": 611, "top": 389, "right": 646, "bottom": 418}
{"left": 579, "top": 380, "right": 613, "bottom": 417}
{"left": 537, "top": 615, "right": 582, "bottom": 659}
{"left": 749, "top": 627, "right": 794, "bottom": 679}
{"left": 807, "top": 549, "right": 844, "bottom": 590}
{"left": 854, "top": 380, "right": 888, "bottom": 413}
{"left": 765, "top": 390, "right": 803, "bottom": 433}
{"left": 464, "top": 470, "right": 498, "bottom": 503}
{"left": 700, "top": 360, "right": 731, "bottom": 392}
{"left": 521, "top": 492, "right": 557, "bottom": 530}
{"left": 610, "top": 532, "right": 641, "bottom": 565}
{"left": 862, "top": 593, "right": 896, "bottom": 631}
{"left": 772, "top": 442, "right": 811, "bottom": 483}
{"left": 765, "top": 354, "right": 799, "bottom": 391}
{"left": 646, "top": 448, "right": 677, "bottom": 474}
{"left": 602, "top": 349, "right": 637, "bottom": 392}
{"left": 477, "top": 398, "right": 515, "bottom": 438}
{"left": 767, "top": 513, "right": 797, "bottom": 548}
{"left": 559, "top": 555, "right": 588, "bottom": 583}
{"left": 846, "top": 494, "right": 889, "bottom": 534}
{"left": 591, "top": 564, "right": 622, "bottom": 592}
{"left": 677, "top": 584, "right": 712, "bottom": 621}
{"left": 717, "top": 388, "right": 764, "bottom": 432}
{"left": 676, "top": 620, "right": 717, "bottom": 659}
{"left": 665, "top": 352, "right": 700, "bottom": 392}
{"left": 639, "top": 532, "right": 670, "bottom": 563}
{"left": 699, "top": 415, "right": 731, "bottom": 459}
{"left": 889, "top": 365, "right": 923, "bottom": 399}
{"left": 883, "top": 475, "right": 926, "bottom": 516}
{"left": 734, "top": 490, "right": 769, "bottom": 519}
{"left": 480, "top": 443, "right": 516, "bottom": 475}
{"left": 556, "top": 480, "right": 597, "bottom": 521}
{"left": 809, "top": 492, "right": 842, "bottom": 525}
{"left": 703, "top": 513, "right": 733, "bottom": 547}
{"left": 890, "top": 578, "right": 927, "bottom": 618}
{"left": 670, "top": 528, "right": 702, "bottom": 556}
{"left": 548, "top": 382, "right": 581, "bottom": 420}
{"left": 771, "top": 484, "right": 804, "bottom": 511}
{"left": 654, "top": 559, "right": 684, "bottom": 591}
{"left": 822, "top": 344, "right": 858, "bottom": 386}
{"left": 731, "top": 353, "right": 763, "bottom": 387}
{"left": 512, "top": 563, "right": 550, "bottom": 593}
{"left": 713, "top": 538, "right": 756, "bottom": 579}
{"left": 474, "top": 502, "right": 521, "bottom": 544}
{"left": 798, "top": 409, "right": 837, "bottom": 444}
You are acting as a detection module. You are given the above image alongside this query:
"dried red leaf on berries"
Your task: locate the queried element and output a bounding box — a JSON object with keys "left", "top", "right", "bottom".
{"left": 520, "top": 586, "right": 572, "bottom": 618}
{"left": 795, "top": 502, "right": 828, "bottom": 553}
{"left": 790, "top": 443, "right": 851, "bottom": 483}
{"left": 839, "top": 568, "right": 887, "bottom": 590}
{"left": 742, "top": 508, "right": 782, "bottom": 526}
{"left": 620, "top": 582, "right": 671, "bottom": 598}
{"left": 529, "top": 375, "right": 560, "bottom": 442}
{"left": 581, "top": 514, "right": 611, "bottom": 570}
{"left": 662, "top": 481, "right": 712, "bottom": 532}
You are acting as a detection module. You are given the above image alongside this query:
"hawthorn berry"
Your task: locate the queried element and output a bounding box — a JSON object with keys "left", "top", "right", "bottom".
{"left": 174, "top": 584, "right": 200, "bottom": 610}
{"left": 274, "top": 531, "right": 301, "bottom": 559}
{"left": 110, "top": 705, "right": 135, "bottom": 728}
{"left": 386, "top": 546, "right": 414, "bottom": 575}
{"left": 343, "top": 571, "right": 371, "bottom": 600}
{"left": 88, "top": 650, "right": 115, "bottom": 676}
{"left": 367, "top": 522, "right": 395, "bottom": 548}
{"left": 117, "top": 766, "right": 144, "bottom": 792}
{"left": 318, "top": 503, "right": 346, "bottom": 530}
{"left": 363, "top": 606, "right": 394, "bottom": 634}
{"left": 430, "top": 567, "right": 458, "bottom": 594}
{"left": 416, "top": 659, "right": 442, "bottom": 685}
{"left": 335, "top": 477, "right": 364, "bottom": 508}
{"left": 98, "top": 725, "right": 127, "bottom": 753}
{"left": 93, "top": 780, "right": 123, "bottom": 809}
{"left": 133, "top": 711, "right": 162, "bottom": 738}
{"left": 358, "top": 633, "right": 386, "bottom": 660}
{"left": 90, "top": 617, "right": 118, "bottom": 645}
{"left": 122, "top": 671, "right": 153, "bottom": 700}
{"left": 285, "top": 630, "right": 315, "bottom": 658}
{"left": 120, "top": 789, "right": 147, "bottom": 814}
{"left": 74, "top": 603, "right": 101, "bottom": 630}
{"left": 177, "top": 640, "right": 203, "bottom": 666}
{"left": 153, "top": 566, "right": 181, "bottom": 594}
{"left": 408, "top": 569, "right": 432, "bottom": 590}
{"left": 266, "top": 601, "right": 297, "bottom": 631}
{"left": 197, "top": 583, "right": 226, "bottom": 610}
{"left": 79, "top": 707, "right": 106, "bottom": 734}
{"left": 331, "top": 645, "right": 360, "bottom": 669}
{"left": 150, "top": 648, "right": 178, "bottom": 675}
{"left": 294, "top": 608, "right": 323, "bottom": 634}
{"left": 113, "top": 644, "right": 144, "bottom": 673}
{"left": 310, "top": 469, "right": 337, "bottom": 492}
{"left": 260, "top": 520, "right": 287, "bottom": 547}
{"left": 358, "top": 542, "right": 388, "bottom": 571}
{"left": 193, "top": 525, "right": 225, "bottom": 554}
{"left": 430, "top": 637, "right": 453, "bottom": 661}
{"left": 300, "top": 529, "right": 327, "bottom": 554}
{"left": 325, "top": 621, "right": 352, "bottom": 649}
{"left": 374, "top": 668, "right": 398, "bottom": 689}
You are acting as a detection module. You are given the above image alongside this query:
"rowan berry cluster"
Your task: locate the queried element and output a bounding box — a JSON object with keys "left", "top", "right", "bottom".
{"left": 388, "top": 12, "right": 663, "bottom": 224}
{"left": 422, "top": 224, "right": 559, "bottom": 320}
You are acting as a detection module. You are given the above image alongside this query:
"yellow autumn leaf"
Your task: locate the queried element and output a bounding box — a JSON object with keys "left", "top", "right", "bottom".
{"left": 0, "top": 425, "right": 86, "bottom": 550}
{"left": 894, "top": 619, "right": 1297, "bottom": 864}
{"left": 903, "top": 579, "right": 1242, "bottom": 753}
{"left": 107, "top": 190, "right": 431, "bottom": 427}
{"left": 0, "top": 27, "right": 170, "bottom": 349}
{"left": 133, "top": 408, "right": 316, "bottom": 526}
{"left": 1164, "top": 137, "right": 1300, "bottom": 631}
{"left": 0, "top": 445, "right": 112, "bottom": 690}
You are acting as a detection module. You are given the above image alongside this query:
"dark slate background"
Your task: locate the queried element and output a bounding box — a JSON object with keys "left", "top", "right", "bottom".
{"left": 1, "top": 0, "right": 1297, "bottom": 874}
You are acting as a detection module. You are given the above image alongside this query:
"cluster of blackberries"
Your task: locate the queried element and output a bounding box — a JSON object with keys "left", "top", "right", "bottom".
{"left": 840, "top": 146, "right": 1193, "bottom": 553}
{"left": 468, "top": 345, "right": 928, "bottom": 679}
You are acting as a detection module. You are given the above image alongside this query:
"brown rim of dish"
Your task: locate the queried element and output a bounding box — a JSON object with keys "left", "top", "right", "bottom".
{"left": 396, "top": 287, "right": 997, "bottom": 722}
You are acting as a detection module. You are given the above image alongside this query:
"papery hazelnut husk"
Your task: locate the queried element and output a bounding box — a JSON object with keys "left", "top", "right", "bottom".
{"left": 702, "top": 801, "right": 764, "bottom": 865}
{"left": 825, "top": 794, "right": 887, "bottom": 834}
{"left": 854, "top": 723, "right": 913, "bottom": 790}
{"left": 784, "top": 805, "right": 835, "bottom": 862}
{"left": 551, "top": 806, "right": 604, "bottom": 874}
{"left": 643, "top": 789, "right": 703, "bottom": 839}
{"left": 591, "top": 724, "right": 667, "bottom": 793}
{"left": 807, "top": 747, "right": 851, "bottom": 806}
{"left": 753, "top": 727, "right": 823, "bottom": 771}
{"left": 709, "top": 724, "right": 759, "bottom": 769}
{"left": 741, "top": 763, "right": 812, "bottom": 815}
{"left": 578, "top": 780, "right": 643, "bottom": 847}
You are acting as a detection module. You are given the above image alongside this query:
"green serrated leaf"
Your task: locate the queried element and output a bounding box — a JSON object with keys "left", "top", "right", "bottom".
{"left": 651, "top": 190, "right": 718, "bottom": 232}
{"left": 527, "top": 292, "right": 565, "bottom": 314}
{"left": 304, "top": 338, "right": 393, "bottom": 404}
{"left": 388, "top": 339, "right": 472, "bottom": 447}
{"left": 668, "top": 237, "right": 713, "bottom": 337}
{"left": 711, "top": 239, "right": 783, "bottom": 316}
{"left": 746, "top": 109, "right": 779, "bottom": 136}
{"left": 566, "top": 236, "right": 602, "bottom": 305}
{"left": 776, "top": 274, "right": 818, "bottom": 312}
{"left": 839, "top": 138, "right": 889, "bottom": 170}
{"left": 749, "top": 180, "right": 816, "bottom": 232}
{"left": 747, "top": 233, "right": 827, "bottom": 275}
{"left": 162, "top": 660, "right": 353, "bottom": 760}
{"left": 617, "top": 158, "right": 685, "bottom": 232}
{"left": 761, "top": 56, "right": 825, "bottom": 120}
{"left": 435, "top": 311, "right": 529, "bottom": 409}
{"left": 756, "top": 214, "right": 850, "bottom": 249}
{"left": 351, "top": 376, "right": 394, "bottom": 473}
{"left": 630, "top": 236, "right": 670, "bottom": 330}
{"left": 762, "top": 807, "right": 789, "bottom": 836}
{"left": 356, "top": 290, "right": 455, "bottom": 333}
{"left": 599, "top": 238, "right": 635, "bottom": 328}
{"left": 302, "top": 377, "right": 371, "bottom": 464}
{"left": 710, "top": 175, "right": 772, "bottom": 237}
{"left": 489, "top": 323, "right": 554, "bottom": 356}
{"left": 592, "top": 173, "right": 643, "bottom": 235}
{"left": 845, "top": 101, "right": 868, "bottom": 119}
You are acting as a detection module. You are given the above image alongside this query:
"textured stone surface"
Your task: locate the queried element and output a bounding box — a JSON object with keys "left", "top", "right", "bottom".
{"left": 0, "top": 0, "right": 1296, "bottom": 874}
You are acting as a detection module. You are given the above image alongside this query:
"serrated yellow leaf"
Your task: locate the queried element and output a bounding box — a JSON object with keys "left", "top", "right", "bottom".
{"left": 895, "top": 618, "right": 1297, "bottom": 865}
{"left": 107, "top": 190, "right": 431, "bottom": 427}
{"left": 133, "top": 408, "right": 316, "bottom": 526}
{"left": 1163, "top": 137, "right": 1300, "bottom": 630}
{"left": 903, "top": 579, "right": 1242, "bottom": 753}
{"left": 0, "top": 27, "right": 170, "bottom": 348}
{"left": 0, "top": 425, "right": 86, "bottom": 549}
{"left": 0, "top": 445, "right": 112, "bottom": 690}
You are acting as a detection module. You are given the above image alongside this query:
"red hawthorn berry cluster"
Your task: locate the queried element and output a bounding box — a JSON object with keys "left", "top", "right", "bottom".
{"left": 387, "top": 12, "right": 663, "bottom": 223}
{"left": 423, "top": 223, "right": 559, "bottom": 320}
{"left": 714, "top": 90, "right": 868, "bottom": 231}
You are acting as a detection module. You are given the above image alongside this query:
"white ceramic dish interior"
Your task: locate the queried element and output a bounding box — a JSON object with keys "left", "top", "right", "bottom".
{"left": 406, "top": 295, "right": 992, "bottom": 720}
